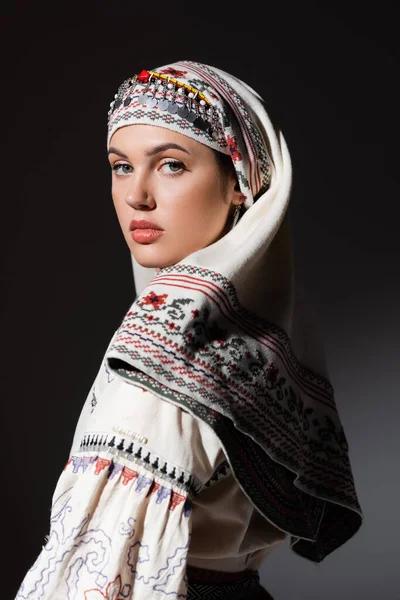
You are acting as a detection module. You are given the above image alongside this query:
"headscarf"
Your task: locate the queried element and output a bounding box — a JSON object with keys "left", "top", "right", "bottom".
{"left": 105, "top": 60, "right": 363, "bottom": 562}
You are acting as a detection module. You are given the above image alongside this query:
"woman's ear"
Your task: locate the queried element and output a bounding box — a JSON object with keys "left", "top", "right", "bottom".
{"left": 232, "top": 180, "right": 246, "bottom": 205}
{"left": 227, "top": 173, "right": 244, "bottom": 202}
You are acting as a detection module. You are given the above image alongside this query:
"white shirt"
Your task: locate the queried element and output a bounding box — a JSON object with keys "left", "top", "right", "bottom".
{"left": 15, "top": 336, "right": 287, "bottom": 600}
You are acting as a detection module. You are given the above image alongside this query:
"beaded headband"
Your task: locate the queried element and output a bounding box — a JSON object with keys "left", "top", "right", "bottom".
{"left": 107, "top": 61, "right": 273, "bottom": 207}
{"left": 107, "top": 69, "right": 227, "bottom": 152}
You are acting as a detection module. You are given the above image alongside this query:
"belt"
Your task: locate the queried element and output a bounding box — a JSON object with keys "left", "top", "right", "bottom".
{"left": 186, "top": 565, "right": 273, "bottom": 600}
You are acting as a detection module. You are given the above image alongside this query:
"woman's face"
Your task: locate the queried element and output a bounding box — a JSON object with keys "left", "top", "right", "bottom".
{"left": 108, "top": 124, "right": 242, "bottom": 269}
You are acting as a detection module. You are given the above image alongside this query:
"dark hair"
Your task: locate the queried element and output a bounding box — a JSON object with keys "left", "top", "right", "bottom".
{"left": 213, "top": 149, "right": 245, "bottom": 223}
{"left": 213, "top": 150, "right": 238, "bottom": 184}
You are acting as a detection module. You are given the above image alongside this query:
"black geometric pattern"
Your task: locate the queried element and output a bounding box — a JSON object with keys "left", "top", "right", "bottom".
{"left": 78, "top": 431, "right": 203, "bottom": 495}
{"left": 106, "top": 265, "right": 363, "bottom": 562}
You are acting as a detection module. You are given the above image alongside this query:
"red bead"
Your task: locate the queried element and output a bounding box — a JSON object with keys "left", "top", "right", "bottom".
{"left": 137, "top": 69, "right": 150, "bottom": 83}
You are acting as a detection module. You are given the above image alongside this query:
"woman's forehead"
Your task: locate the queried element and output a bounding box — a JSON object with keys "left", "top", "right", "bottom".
{"left": 109, "top": 124, "right": 214, "bottom": 155}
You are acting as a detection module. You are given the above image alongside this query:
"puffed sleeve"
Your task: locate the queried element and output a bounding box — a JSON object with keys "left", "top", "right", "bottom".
{"left": 15, "top": 361, "right": 225, "bottom": 600}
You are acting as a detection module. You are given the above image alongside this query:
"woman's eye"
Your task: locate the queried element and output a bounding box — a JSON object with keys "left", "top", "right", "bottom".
{"left": 112, "top": 163, "right": 132, "bottom": 176}
{"left": 160, "top": 160, "right": 185, "bottom": 175}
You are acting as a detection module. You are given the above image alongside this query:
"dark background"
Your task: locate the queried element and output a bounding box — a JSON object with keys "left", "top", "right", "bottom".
{"left": 2, "top": 2, "right": 399, "bottom": 598}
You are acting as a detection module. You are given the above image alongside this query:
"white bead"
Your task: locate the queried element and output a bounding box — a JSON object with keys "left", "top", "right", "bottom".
{"left": 188, "top": 92, "right": 194, "bottom": 98}
{"left": 168, "top": 83, "right": 173, "bottom": 89}
{"left": 200, "top": 99, "right": 206, "bottom": 105}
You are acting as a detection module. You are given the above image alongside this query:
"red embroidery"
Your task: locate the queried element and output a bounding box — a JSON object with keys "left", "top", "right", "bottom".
{"left": 94, "top": 458, "right": 111, "bottom": 475}
{"left": 84, "top": 574, "right": 124, "bottom": 599}
{"left": 226, "top": 135, "right": 242, "bottom": 162}
{"left": 159, "top": 67, "right": 188, "bottom": 78}
{"left": 149, "top": 481, "right": 161, "bottom": 495}
{"left": 121, "top": 467, "right": 138, "bottom": 486}
{"left": 140, "top": 291, "right": 168, "bottom": 310}
{"left": 169, "top": 491, "right": 186, "bottom": 511}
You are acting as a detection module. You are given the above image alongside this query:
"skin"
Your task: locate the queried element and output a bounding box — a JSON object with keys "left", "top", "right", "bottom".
{"left": 108, "top": 124, "right": 245, "bottom": 271}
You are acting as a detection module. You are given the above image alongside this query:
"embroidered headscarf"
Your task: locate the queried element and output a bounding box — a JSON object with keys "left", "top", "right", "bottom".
{"left": 105, "top": 60, "right": 363, "bottom": 562}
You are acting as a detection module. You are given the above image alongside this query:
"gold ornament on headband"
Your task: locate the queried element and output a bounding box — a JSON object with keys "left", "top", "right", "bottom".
{"left": 108, "top": 69, "right": 225, "bottom": 141}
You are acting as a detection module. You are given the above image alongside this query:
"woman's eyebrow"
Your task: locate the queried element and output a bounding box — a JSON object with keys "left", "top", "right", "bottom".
{"left": 145, "top": 143, "right": 190, "bottom": 156}
{"left": 108, "top": 147, "right": 129, "bottom": 158}
{"left": 107, "top": 142, "right": 190, "bottom": 159}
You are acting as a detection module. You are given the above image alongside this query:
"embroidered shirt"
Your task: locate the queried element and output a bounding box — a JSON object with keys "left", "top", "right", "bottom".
{"left": 15, "top": 335, "right": 287, "bottom": 600}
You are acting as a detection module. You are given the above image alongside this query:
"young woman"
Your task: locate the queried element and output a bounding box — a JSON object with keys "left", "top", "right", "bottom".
{"left": 15, "top": 60, "right": 363, "bottom": 600}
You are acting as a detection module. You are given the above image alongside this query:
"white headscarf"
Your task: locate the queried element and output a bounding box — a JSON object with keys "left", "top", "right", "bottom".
{"left": 105, "top": 60, "right": 363, "bottom": 562}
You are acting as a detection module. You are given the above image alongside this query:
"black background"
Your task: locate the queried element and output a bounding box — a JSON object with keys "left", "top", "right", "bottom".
{"left": 2, "top": 2, "right": 398, "bottom": 598}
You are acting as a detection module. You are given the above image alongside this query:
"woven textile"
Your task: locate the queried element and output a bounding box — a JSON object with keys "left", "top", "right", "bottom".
{"left": 106, "top": 60, "right": 363, "bottom": 563}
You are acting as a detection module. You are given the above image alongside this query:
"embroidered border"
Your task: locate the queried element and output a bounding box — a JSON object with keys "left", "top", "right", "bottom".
{"left": 204, "top": 460, "right": 231, "bottom": 489}
{"left": 111, "top": 367, "right": 361, "bottom": 562}
{"left": 175, "top": 60, "right": 271, "bottom": 198}
{"left": 106, "top": 264, "right": 362, "bottom": 562}
{"left": 77, "top": 432, "right": 203, "bottom": 496}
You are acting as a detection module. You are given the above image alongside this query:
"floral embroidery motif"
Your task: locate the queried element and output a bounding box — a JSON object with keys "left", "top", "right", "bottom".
{"left": 84, "top": 575, "right": 126, "bottom": 600}
{"left": 140, "top": 291, "right": 169, "bottom": 310}
{"left": 106, "top": 264, "right": 362, "bottom": 562}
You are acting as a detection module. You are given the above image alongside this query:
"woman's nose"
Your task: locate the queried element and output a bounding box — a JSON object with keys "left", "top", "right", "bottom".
{"left": 124, "top": 174, "right": 156, "bottom": 210}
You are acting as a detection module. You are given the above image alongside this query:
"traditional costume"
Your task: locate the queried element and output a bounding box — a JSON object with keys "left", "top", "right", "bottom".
{"left": 15, "top": 60, "right": 362, "bottom": 600}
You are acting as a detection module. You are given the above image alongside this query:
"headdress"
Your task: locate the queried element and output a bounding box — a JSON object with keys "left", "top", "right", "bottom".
{"left": 105, "top": 60, "right": 363, "bottom": 562}
{"left": 107, "top": 64, "right": 272, "bottom": 209}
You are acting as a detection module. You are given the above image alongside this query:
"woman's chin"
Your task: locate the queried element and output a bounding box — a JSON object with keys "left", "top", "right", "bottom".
{"left": 129, "top": 240, "right": 195, "bottom": 270}
{"left": 131, "top": 252, "right": 179, "bottom": 270}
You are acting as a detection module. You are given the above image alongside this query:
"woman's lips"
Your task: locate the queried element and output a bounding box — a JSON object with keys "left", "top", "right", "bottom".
{"left": 130, "top": 229, "right": 164, "bottom": 244}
